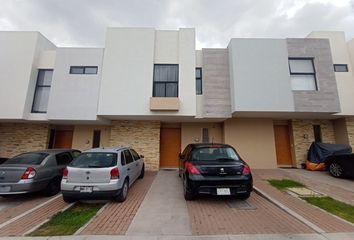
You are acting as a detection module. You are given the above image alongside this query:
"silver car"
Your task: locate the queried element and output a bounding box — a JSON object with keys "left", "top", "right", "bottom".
{"left": 61, "top": 147, "right": 145, "bottom": 203}
{"left": 0, "top": 149, "right": 81, "bottom": 196}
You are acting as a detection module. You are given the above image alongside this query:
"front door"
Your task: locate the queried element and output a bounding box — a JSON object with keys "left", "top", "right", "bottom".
{"left": 54, "top": 130, "right": 73, "bottom": 149}
{"left": 160, "top": 128, "right": 181, "bottom": 168}
{"left": 274, "top": 125, "right": 293, "bottom": 166}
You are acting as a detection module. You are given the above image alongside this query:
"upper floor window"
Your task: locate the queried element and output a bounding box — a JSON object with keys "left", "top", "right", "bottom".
{"left": 32, "top": 69, "right": 53, "bottom": 113}
{"left": 70, "top": 66, "right": 98, "bottom": 74}
{"left": 196, "top": 68, "right": 202, "bottom": 95}
{"left": 334, "top": 64, "right": 348, "bottom": 72}
{"left": 289, "top": 58, "right": 317, "bottom": 91}
{"left": 153, "top": 64, "right": 178, "bottom": 97}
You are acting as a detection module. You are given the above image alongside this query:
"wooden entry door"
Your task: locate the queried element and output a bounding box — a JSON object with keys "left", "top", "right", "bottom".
{"left": 160, "top": 128, "right": 181, "bottom": 168}
{"left": 274, "top": 125, "right": 293, "bottom": 166}
{"left": 54, "top": 130, "right": 73, "bottom": 149}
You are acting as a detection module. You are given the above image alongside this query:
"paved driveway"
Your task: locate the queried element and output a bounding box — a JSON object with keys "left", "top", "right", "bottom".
{"left": 254, "top": 168, "right": 354, "bottom": 205}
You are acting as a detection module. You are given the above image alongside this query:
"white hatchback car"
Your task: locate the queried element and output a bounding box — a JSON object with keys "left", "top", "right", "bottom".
{"left": 61, "top": 147, "right": 144, "bottom": 203}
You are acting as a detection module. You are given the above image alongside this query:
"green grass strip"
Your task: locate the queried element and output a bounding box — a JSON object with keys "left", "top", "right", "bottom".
{"left": 30, "top": 202, "right": 104, "bottom": 236}
{"left": 302, "top": 196, "right": 354, "bottom": 224}
{"left": 268, "top": 179, "right": 305, "bottom": 190}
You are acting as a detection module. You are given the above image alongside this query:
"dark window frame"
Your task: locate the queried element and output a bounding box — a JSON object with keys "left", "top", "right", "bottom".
{"left": 69, "top": 66, "right": 98, "bottom": 75}
{"left": 288, "top": 57, "right": 318, "bottom": 91}
{"left": 333, "top": 64, "right": 348, "bottom": 72}
{"left": 196, "top": 68, "right": 202, "bottom": 95}
{"left": 152, "top": 64, "right": 179, "bottom": 97}
{"left": 313, "top": 125, "right": 322, "bottom": 142}
{"left": 31, "top": 69, "right": 53, "bottom": 113}
{"left": 92, "top": 130, "right": 101, "bottom": 148}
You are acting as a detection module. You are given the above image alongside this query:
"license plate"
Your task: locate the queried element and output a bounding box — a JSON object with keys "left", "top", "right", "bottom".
{"left": 79, "top": 186, "right": 93, "bottom": 193}
{"left": 217, "top": 188, "right": 231, "bottom": 195}
{"left": 0, "top": 186, "right": 11, "bottom": 193}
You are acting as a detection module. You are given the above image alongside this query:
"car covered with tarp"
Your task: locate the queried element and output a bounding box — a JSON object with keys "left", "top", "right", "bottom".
{"left": 306, "top": 142, "right": 352, "bottom": 171}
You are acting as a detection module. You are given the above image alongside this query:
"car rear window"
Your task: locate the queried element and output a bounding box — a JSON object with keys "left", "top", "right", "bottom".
{"left": 5, "top": 152, "right": 49, "bottom": 165}
{"left": 191, "top": 147, "right": 241, "bottom": 161}
{"left": 70, "top": 152, "right": 117, "bottom": 168}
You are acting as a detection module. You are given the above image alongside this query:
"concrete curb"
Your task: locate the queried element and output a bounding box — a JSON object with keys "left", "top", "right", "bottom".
{"left": 0, "top": 194, "right": 62, "bottom": 230}
{"left": 22, "top": 202, "right": 75, "bottom": 236}
{"left": 74, "top": 202, "right": 109, "bottom": 235}
{"left": 253, "top": 186, "right": 326, "bottom": 234}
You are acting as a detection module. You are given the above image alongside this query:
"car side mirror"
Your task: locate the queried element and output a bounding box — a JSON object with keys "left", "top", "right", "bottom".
{"left": 179, "top": 153, "right": 185, "bottom": 159}
{"left": 140, "top": 155, "right": 144, "bottom": 159}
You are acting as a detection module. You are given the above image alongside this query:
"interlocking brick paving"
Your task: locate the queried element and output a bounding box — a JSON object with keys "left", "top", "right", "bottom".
{"left": 253, "top": 171, "right": 354, "bottom": 233}
{"left": 80, "top": 171, "right": 156, "bottom": 235}
{"left": 0, "top": 196, "right": 68, "bottom": 236}
{"left": 0, "top": 195, "right": 53, "bottom": 225}
{"left": 187, "top": 192, "right": 314, "bottom": 235}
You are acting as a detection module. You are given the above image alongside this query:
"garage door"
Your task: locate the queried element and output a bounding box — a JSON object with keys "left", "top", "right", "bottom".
{"left": 160, "top": 128, "right": 181, "bottom": 168}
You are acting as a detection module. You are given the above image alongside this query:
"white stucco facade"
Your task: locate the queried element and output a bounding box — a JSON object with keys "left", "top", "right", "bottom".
{"left": 97, "top": 28, "right": 196, "bottom": 118}
{"left": 228, "top": 38, "right": 295, "bottom": 113}
{"left": 0, "top": 32, "right": 56, "bottom": 120}
{"left": 47, "top": 48, "right": 104, "bottom": 121}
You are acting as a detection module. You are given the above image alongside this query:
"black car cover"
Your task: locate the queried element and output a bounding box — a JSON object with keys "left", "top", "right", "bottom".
{"left": 307, "top": 142, "right": 352, "bottom": 164}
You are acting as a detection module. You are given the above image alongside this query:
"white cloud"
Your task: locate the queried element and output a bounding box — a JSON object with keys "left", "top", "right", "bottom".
{"left": 0, "top": 0, "right": 353, "bottom": 49}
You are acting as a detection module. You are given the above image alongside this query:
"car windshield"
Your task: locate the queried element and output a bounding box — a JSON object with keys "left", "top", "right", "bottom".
{"left": 5, "top": 152, "right": 49, "bottom": 165}
{"left": 191, "top": 147, "right": 241, "bottom": 161}
{"left": 70, "top": 152, "right": 117, "bottom": 168}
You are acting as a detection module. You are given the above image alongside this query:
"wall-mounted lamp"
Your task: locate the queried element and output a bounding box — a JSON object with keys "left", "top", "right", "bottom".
{"left": 194, "top": 137, "right": 200, "bottom": 142}
{"left": 303, "top": 134, "right": 309, "bottom": 140}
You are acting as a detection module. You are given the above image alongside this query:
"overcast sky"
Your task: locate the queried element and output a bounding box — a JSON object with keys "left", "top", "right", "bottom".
{"left": 1, "top": 0, "right": 354, "bottom": 49}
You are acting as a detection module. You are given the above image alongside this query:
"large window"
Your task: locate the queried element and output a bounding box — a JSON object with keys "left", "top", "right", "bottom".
{"left": 196, "top": 68, "right": 202, "bottom": 95}
{"left": 70, "top": 66, "right": 98, "bottom": 74}
{"left": 32, "top": 69, "right": 53, "bottom": 113}
{"left": 153, "top": 64, "right": 178, "bottom": 97}
{"left": 289, "top": 58, "right": 317, "bottom": 91}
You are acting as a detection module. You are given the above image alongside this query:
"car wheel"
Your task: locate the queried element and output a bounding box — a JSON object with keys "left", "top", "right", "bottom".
{"left": 238, "top": 192, "right": 251, "bottom": 200}
{"left": 44, "top": 178, "right": 61, "bottom": 196}
{"left": 63, "top": 196, "right": 75, "bottom": 203}
{"left": 138, "top": 164, "right": 145, "bottom": 179}
{"left": 329, "top": 162, "right": 344, "bottom": 178}
{"left": 183, "top": 177, "right": 195, "bottom": 201}
{"left": 115, "top": 179, "right": 129, "bottom": 202}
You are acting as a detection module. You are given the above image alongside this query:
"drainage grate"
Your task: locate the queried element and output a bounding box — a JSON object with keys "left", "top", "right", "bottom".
{"left": 227, "top": 200, "right": 257, "bottom": 210}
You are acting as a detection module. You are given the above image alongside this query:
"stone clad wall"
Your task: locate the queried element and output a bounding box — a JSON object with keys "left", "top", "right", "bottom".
{"left": 0, "top": 123, "right": 50, "bottom": 158}
{"left": 345, "top": 117, "right": 354, "bottom": 149}
{"left": 109, "top": 121, "right": 160, "bottom": 171}
{"left": 292, "top": 119, "right": 335, "bottom": 167}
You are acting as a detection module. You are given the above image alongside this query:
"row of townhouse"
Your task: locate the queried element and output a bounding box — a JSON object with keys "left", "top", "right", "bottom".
{"left": 0, "top": 28, "right": 354, "bottom": 170}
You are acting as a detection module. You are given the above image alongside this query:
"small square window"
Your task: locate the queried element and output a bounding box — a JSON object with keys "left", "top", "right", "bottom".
{"left": 70, "top": 67, "right": 84, "bottom": 74}
{"left": 334, "top": 64, "right": 348, "bottom": 72}
{"left": 84, "top": 67, "right": 98, "bottom": 74}
{"left": 70, "top": 66, "right": 98, "bottom": 75}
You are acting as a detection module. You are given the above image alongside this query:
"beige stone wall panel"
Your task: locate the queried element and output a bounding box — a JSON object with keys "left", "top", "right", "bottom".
{"left": 0, "top": 123, "right": 49, "bottom": 158}
{"left": 109, "top": 121, "right": 160, "bottom": 171}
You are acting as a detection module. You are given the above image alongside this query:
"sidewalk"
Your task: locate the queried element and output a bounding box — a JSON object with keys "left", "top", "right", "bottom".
{"left": 0, "top": 233, "right": 354, "bottom": 240}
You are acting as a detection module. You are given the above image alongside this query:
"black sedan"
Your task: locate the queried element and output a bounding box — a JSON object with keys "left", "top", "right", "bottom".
{"left": 326, "top": 154, "right": 354, "bottom": 178}
{"left": 179, "top": 143, "right": 253, "bottom": 200}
